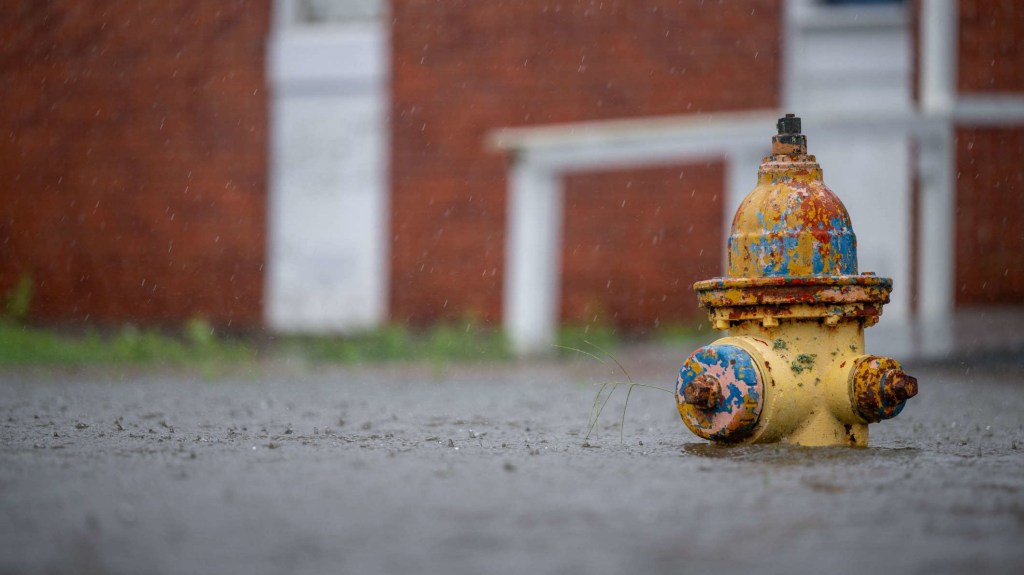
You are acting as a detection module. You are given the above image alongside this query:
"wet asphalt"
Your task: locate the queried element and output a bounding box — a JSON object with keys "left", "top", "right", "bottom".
{"left": 1, "top": 349, "right": 1022, "bottom": 575}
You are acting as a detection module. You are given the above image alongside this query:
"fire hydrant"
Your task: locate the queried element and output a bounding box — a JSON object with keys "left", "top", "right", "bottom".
{"left": 676, "top": 114, "right": 918, "bottom": 447}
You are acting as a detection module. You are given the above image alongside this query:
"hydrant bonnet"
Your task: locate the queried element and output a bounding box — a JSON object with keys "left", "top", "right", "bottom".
{"left": 727, "top": 120, "right": 858, "bottom": 278}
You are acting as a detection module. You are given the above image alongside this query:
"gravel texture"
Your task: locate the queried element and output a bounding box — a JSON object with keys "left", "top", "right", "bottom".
{"left": 1, "top": 351, "right": 1022, "bottom": 575}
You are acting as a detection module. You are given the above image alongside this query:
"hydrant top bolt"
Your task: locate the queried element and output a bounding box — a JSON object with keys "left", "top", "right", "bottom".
{"left": 777, "top": 113, "right": 800, "bottom": 134}
{"left": 772, "top": 112, "right": 807, "bottom": 156}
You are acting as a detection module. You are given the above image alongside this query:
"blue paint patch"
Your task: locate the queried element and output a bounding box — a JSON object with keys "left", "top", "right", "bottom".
{"left": 728, "top": 217, "right": 859, "bottom": 278}
{"left": 875, "top": 372, "right": 907, "bottom": 420}
{"left": 828, "top": 216, "right": 857, "bottom": 274}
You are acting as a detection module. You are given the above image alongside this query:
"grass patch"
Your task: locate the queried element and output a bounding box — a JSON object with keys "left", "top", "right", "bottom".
{"left": 0, "top": 320, "right": 513, "bottom": 368}
{"left": 0, "top": 318, "right": 255, "bottom": 367}
{"left": 654, "top": 322, "right": 712, "bottom": 345}
{"left": 284, "top": 320, "right": 511, "bottom": 365}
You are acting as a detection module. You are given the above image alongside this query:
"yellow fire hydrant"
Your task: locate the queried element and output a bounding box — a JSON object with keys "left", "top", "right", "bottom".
{"left": 676, "top": 114, "right": 918, "bottom": 447}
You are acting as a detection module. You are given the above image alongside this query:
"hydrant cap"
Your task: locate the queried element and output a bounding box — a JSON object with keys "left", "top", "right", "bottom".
{"left": 677, "top": 344, "right": 764, "bottom": 442}
{"left": 726, "top": 115, "right": 858, "bottom": 278}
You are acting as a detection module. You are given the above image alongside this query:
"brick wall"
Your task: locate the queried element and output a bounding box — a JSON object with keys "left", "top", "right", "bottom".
{"left": 954, "top": 0, "right": 1024, "bottom": 305}
{"left": 562, "top": 162, "right": 724, "bottom": 331}
{"left": 390, "top": 0, "right": 780, "bottom": 330}
{"left": 955, "top": 128, "right": 1024, "bottom": 304}
{"left": 0, "top": 1, "right": 269, "bottom": 328}
{"left": 958, "top": 0, "right": 1024, "bottom": 94}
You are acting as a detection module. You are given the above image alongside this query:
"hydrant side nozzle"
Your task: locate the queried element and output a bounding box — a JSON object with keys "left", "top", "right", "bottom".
{"left": 850, "top": 356, "right": 917, "bottom": 423}
{"left": 677, "top": 342, "right": 765, "bottom": 442}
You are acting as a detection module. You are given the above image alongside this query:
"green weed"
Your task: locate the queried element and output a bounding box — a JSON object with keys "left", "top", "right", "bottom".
{"left": 557, "top": 340, "right": 673, "bottom": 446}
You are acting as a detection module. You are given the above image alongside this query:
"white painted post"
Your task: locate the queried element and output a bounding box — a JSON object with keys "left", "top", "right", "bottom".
{"left": 916, "top": 0, "right": 957, "bottom": 355}
{"left": 503, "top": 161, "right": 563, "bottom": 355}
{"left": 920, "top": 0, "right": 957, "bottom": 116}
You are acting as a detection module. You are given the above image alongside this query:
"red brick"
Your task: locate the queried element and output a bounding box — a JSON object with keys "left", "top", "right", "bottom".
{"left": 561, "top": 162, "right": 725, "bottom": 332}
{"left": 390, "top": 0, "right": 781, "bottom": 329}
{"left": 0, "top": 0, "right": 269, "bottom": 328}
{"left": 958, "top": 0, "right": 1024, "bottom": 93}
{"left": 954, "top": 127, "right": 1024, "bottom": 305}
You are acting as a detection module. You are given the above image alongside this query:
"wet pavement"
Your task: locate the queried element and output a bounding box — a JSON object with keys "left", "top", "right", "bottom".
{"left": 1, "top": 350, "right": 1022, "bottom": 575}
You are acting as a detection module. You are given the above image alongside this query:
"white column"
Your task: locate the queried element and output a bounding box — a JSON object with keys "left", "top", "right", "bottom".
{"left": 916, "top": 0, "right": 957, "bottom": 355}
{"left": 920, "top": 0, "right": 957, "bottom": 116}
{"left": 503, "top": 161, "right": 563, "bottom": 355}
{"left": 915, "top": 125, "right": 955, "bottom": 356}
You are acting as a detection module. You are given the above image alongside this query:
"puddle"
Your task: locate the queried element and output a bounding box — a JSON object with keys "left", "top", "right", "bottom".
{"left": 680, "top": 441, "right": 920, "bottom": 466}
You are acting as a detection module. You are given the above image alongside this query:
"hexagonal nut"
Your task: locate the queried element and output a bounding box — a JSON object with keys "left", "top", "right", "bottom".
{"left": 682, "top": 374, "right": 720, "bottom": 410}
{"left": 883, "top": 369, "right": 919, "bottom": 403}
